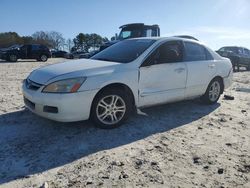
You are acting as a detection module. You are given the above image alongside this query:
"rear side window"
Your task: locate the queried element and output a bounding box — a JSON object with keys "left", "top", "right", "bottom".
{"left": 205, "top": 48, "right": 214, "bottom": 60}
{"left": 31, "top": 45, "right": 40, "bottom": 51}
{"left": 184, "top": 42, "right": 206, "bottom": 61}
{"left": 243, "top": 48, "right": 250, "bottom": 56}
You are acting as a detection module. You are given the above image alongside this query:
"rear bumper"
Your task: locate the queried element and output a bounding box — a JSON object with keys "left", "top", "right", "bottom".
{"left": 22, "top": 84, "right": 98, "bottom": 122}
{"left": 223, "top": 69, "right": 233, "bottom": 89}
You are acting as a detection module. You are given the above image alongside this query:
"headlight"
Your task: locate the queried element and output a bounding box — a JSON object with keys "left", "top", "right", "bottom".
{"left": 42, "top": 77, "right": 86, "bottom": 93}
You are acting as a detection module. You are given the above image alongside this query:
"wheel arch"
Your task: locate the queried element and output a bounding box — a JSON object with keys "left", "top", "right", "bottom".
{"left": 210, "top": 76, "right": 224, "bottom": 94}
{"left": 92, "top": 82, "right": 136, "bottom": 106}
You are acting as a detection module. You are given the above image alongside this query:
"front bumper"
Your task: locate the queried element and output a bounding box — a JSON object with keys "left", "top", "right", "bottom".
{"left": 22, "top": 83, "right": 98, "bottom": 122}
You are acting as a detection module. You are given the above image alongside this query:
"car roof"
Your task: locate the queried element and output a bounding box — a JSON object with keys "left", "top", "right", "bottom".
{"left": 221, "top": 46, "right": 249, "bottom": 50}
{"left": 119, "top": 23, "right": 159, "bottom": 29}
{"left": 127, "top": 36, "right": 204, "bottom": 45}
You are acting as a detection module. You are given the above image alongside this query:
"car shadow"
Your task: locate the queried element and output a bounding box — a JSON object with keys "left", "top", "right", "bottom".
{"left": 0, "top": 100, "right": 220, "bottom": 184}
{"left": 0, "top": 60, "right": 39, "bottom": 63}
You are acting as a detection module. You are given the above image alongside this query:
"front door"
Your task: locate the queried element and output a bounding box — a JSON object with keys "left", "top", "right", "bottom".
{"left": 19, "top": 45, "right": 28, "bottom": 58}
{"left": 138, "top": 41, "right": 187, "bottom": 107}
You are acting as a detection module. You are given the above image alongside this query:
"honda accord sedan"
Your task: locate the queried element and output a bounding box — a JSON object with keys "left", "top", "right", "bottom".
{"left": 23, "top": 37, "right": 233, "bottom": 129}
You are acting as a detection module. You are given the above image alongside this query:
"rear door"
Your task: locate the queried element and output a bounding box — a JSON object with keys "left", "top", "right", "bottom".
{"left": 138, "top": 41, "right": 187, "bottom": 107}
{"left": 184, "top": 42, "right": 216, "bottom": 98}
{"left": 29, "top": 45, "right": 40, "bottom": 59}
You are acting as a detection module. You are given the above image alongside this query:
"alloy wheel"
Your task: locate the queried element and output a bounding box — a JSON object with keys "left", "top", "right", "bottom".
{"left": 41, "top": 55, "right": 47, "bottom": 62}
{"left": 96, "top": 95, "right": 126, "bottom": 125}
{"left": 9, "top": 55, "right": 17, "bottom": 62}
{"left": 209, "top": 81, "right": 221, "bottom": 102}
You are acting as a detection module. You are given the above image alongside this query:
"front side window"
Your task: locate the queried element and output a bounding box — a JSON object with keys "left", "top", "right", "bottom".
{"left": 20, "top": 45, "right": 27, "bottom": 51}
{"left": 142, "top": 41, "right": 183, "bottom": 66}
{"left": 91, "top": 39, "right": 156, "bottom": 63}
{"left": 218, "top": 47, "right": 225, "bottom": 52}
{"left": 184, "top": 42, "right": 206, "bottom": 61}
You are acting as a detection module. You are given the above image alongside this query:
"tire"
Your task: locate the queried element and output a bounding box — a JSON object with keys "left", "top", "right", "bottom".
{"left": 247, "top": 65, "right": 250, "bottom": 71}
{"left": 91, "top": 89, "right": 132, "bottom": 129}
{"left": 201, "top": 78, "right": 223, "bottom": 104}
{"left": 8, "top": 54, "right": 17, "bottom": 62}
{"left": 40, "top": 54, "right": 48, "bottom": 62}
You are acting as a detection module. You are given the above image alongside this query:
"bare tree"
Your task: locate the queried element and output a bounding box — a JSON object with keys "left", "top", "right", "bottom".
{"left": 32, "top": 31, "right": 65, "bottom": 49}
{"left": 32, "top": 31, "right": 51, "bottom": 47}
{"left": 48, "top": 31, "right": 65, "bottom": 50}
{"left": 66, "top": 38, "right": 73, "bottom": 52}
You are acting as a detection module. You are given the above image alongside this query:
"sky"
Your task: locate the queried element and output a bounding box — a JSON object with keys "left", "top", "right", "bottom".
{"left": 0, "top": 0, "right": 250, "bottom": 50}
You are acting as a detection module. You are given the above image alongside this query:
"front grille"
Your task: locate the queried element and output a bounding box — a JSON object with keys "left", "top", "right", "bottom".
{"left": 25, "top": 79, "right": 42, "bottom": 91}
{"left": 24, "top": 97, "right": 35, "bottom": 110}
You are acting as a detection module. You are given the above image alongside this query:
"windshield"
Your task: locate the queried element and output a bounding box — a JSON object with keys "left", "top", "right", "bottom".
{"left": 8, "top": 44, "right": 22, "bottom": 49}
{"left": 118, "top": 28, "right": 143, "bottom": 40}
{"left": 91, "top": 39, "right": 156, "bottom": 63}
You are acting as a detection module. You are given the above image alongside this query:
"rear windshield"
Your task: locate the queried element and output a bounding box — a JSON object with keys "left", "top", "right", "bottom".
{"left": 91, "top": 39, "right": 156, "bottom": 63}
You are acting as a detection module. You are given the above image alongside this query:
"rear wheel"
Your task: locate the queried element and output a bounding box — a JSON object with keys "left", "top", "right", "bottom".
{"left": 40, "top": 54, "right": 48, "bottom": 62}
{"left": 201, "top": 78, "right": 222, "bottom": 104}
{"left": 91, "top": 89, "right": 132, "bottom": 129}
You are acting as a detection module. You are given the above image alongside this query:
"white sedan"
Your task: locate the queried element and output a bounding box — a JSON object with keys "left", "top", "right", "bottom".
{"left": 23, "top": 37, "right": 233, "bottom": 129}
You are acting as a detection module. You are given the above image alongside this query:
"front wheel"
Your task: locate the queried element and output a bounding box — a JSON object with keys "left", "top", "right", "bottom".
{"left": 8, "top": 54, "right": 17, "bottom": 62}
{"left": 91, "top": 89, "right": 132, "bottom": 129}
{"left": 201, "top": 78, "right": 222, "bottom": 104}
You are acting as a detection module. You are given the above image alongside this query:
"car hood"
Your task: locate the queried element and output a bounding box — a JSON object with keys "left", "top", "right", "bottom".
{"left": 28, "top": 59, "right": 121, "bottom": 84}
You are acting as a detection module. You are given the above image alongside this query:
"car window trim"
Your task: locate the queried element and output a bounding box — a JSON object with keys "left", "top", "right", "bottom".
{"left": 140, "top": 40, "right": 184, "bottom": 67}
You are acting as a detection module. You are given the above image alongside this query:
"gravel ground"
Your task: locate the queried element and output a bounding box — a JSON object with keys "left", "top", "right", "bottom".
{"left": 0, "top": 58, "right": 249, "bottom": 188}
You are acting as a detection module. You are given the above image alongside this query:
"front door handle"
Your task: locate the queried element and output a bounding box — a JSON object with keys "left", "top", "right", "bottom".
{"left": 174, "top": 67, "right": 186, "bottom": 73}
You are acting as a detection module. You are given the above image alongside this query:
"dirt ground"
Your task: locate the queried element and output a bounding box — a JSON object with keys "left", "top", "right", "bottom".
{"left": 0, "top": 58, "right": 249, "bottom": 188}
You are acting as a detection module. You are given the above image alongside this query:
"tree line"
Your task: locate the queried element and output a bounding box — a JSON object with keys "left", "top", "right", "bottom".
{"left": 0, "top": 31, "right": 109, "bottom": 52}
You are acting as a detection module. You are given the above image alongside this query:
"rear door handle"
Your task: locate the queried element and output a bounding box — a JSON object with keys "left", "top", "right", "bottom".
{"left": 208, "top": 64, "right": 215, "bottom": 68}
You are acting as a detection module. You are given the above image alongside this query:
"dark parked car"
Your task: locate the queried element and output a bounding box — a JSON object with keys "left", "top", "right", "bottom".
{"left": 0, "top": 44, "right": 51, "bottom": 62}
{"left": 51, "top": 50, "right": 67, "bottom": 58}
{"left": 65, "top": 51, "right": 87, "bottom": 59}
{"left": 216, "top": 46, "right": 250, "bottom": 71}
{"left": 79, "top": 50, "right": 99, "bottom": 59}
